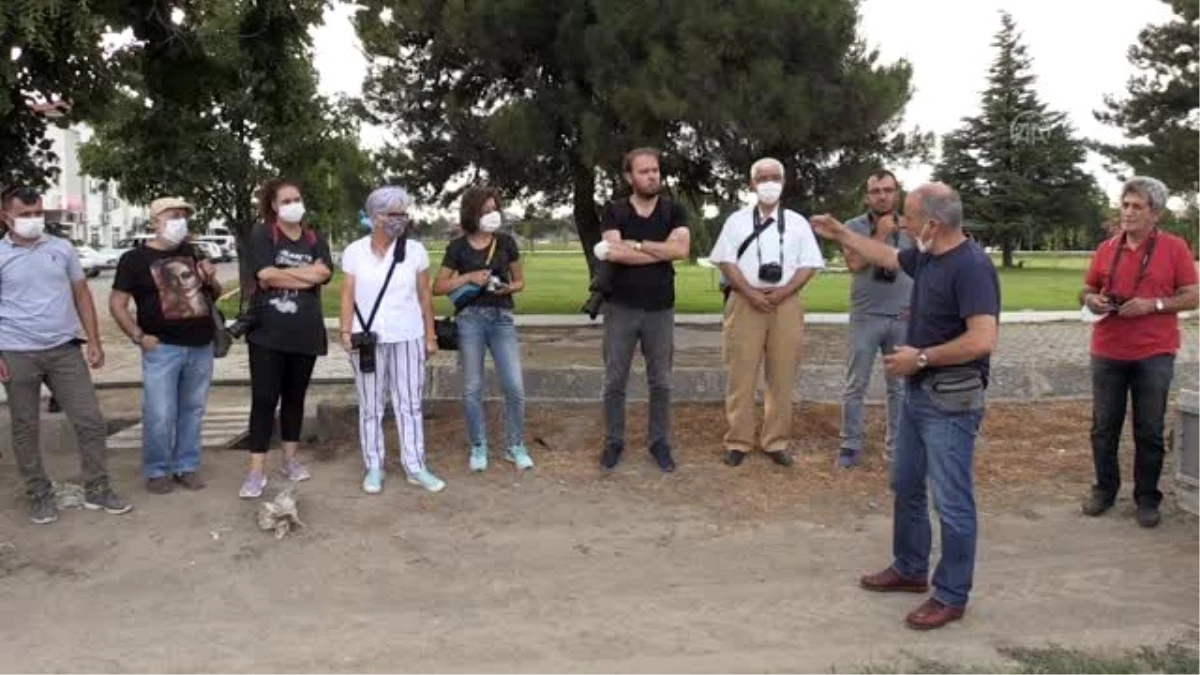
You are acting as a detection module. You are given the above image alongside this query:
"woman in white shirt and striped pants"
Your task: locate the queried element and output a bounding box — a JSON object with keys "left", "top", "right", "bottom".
{"left": 339, "top": 186, "right": 444, "bottom": 494}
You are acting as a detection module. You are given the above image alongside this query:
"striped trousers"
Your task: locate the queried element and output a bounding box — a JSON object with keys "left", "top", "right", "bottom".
{"left": 351, "top": 339, "right": 427, "bottom": 475}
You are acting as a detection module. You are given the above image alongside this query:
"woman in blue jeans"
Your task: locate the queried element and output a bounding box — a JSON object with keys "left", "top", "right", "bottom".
{"left": 433, "top": 186, "right": 532, "bottom": 471}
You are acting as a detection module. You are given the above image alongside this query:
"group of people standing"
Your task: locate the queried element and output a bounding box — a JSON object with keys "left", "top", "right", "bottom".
{"left": 0, "top": 148, "right": 1195, "bottom": 632}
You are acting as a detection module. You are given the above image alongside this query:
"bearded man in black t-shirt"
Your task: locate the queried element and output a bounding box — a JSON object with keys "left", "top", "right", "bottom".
{"left": 592, "top": 147, "right": 691, "bottom": 473}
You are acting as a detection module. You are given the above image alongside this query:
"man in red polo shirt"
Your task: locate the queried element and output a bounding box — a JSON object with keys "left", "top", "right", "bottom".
{"left": 1080, "top": 176, "right": 1199, "bottom": 528}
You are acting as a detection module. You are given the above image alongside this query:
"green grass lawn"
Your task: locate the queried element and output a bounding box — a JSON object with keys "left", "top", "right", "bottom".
{"left": 221, "top": 251, "right": 1094, "bottom": 317}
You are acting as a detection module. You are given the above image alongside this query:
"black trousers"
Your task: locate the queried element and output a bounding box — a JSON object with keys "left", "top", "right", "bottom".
{"left": 1090, "top": 354, "right": 1175, "bottom": 508}
{"left": 248, "top": 343, "right": 317, "bottom": 454}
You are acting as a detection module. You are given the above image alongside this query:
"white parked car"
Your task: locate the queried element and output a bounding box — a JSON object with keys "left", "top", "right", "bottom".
{"left": 192, "top": 240, "right": 224, "bottom": 261}
{"left": 115, "top": 235, "right": 224, "bottom": 262}
{"left": 92, "top": 246, "right": 121, "bottom": 269}
{"left": 197, "top": 235, "right": 236, "bottom": 261}
{"left": 74, "top": 245, "right": 104, "bottom": 278}
{"left": 114, "top": 234, "right": 156, "bottom": 258}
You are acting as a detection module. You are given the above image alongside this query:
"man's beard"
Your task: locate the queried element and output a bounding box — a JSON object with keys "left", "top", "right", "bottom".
{"left": 634, "top": 184, "right": 661, "bottom": 199}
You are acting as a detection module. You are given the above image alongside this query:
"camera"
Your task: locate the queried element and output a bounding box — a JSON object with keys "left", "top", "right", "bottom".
{"left": 1105, "top": 295, "right": 1126, "bottom": 314}
{"left": 351, "top": 331, "right": 378, "bottom": 374}
{"left": 873, "top": 266, "right": 897, "bottom": 283}
{"left": 486, "top": 274, "right": 509, "bottom": 293}
{"left": 580, "top": 261, "right": 614, "bottom": 320}
{"left": 758, "top": 262, "right": 783, "bottom": 284}
{"left": 227, "top": 312, "right": 257, "bottom": 339}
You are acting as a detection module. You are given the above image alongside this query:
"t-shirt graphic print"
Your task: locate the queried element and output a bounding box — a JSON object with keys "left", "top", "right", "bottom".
{"left": 150, "top": 256, "right": 211, "bottom": 321}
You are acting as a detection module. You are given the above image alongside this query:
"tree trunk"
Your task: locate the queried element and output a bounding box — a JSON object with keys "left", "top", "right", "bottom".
{"left": 571, "top": 158, "right": 601, "bottom": 278}
{"left": 228, "top": 202, "right": 258, "bottom": 313}
{"left": 1002, "top": 241, "right": 1015, "bottom": 269}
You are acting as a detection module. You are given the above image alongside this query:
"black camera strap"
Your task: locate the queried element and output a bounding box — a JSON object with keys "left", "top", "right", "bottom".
{"left": 735, "top": 208, "right": 785, "bottom": 263}
{"left": 1103, "top": 228, "right": 1158, "bottom": 299}
{"left": 721, "top": 208, "right": 786, "bottom": 303}
{"left": 354, "top": 237, "right": 406, "bottom": 333}
{"left": 751, "top": 207, "right": 786, "bottom": 266}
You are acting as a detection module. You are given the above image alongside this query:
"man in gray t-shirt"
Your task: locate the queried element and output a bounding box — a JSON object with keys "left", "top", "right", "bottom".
{"left": 0, "top": 186, "right": 131, "bottom": 524}
{"left": 838, "top": 170, "right": 913, "bottom": 468}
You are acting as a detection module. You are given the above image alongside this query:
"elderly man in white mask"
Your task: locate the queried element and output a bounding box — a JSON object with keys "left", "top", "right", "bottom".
{"left": 709, "top": 158, "right": 825, "bottom": 468}
{"left": 111, "top": 196, "right": 222, "bottom": 495}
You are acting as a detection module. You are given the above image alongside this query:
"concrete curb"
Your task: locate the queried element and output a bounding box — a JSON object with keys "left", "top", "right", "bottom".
{"left": 88, "top": 360, "right": 1200, "bottom": 404}
{"left": 319, "top": 310, "right": 1199, "bottom": 329}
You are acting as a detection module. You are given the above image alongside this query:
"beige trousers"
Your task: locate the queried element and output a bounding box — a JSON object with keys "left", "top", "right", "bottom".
{"left": 721, "top": 291, "right": 804, "bottom": 453}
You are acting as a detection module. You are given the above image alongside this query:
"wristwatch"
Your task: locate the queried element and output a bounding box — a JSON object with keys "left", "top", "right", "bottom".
{"left": 1155, "top": 298, "right": 1165, "bottom": 313}
{"left": 916, "top": 351, "right": 929, "bottom": 369}
{"left": 130, "top": 331, "right": 144, "bottom": 347}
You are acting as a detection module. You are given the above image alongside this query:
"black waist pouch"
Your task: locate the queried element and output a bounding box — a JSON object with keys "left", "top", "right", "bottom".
{"left": 920, "top": 365, "right": 985, "bottom": 413}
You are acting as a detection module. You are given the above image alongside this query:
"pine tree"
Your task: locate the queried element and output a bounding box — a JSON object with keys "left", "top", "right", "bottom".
{"left": 1094, "top": 0, "right": 1198, "bottom": 195}
{"left": 933, "top": 12, "right": 1102, "bottom": 267}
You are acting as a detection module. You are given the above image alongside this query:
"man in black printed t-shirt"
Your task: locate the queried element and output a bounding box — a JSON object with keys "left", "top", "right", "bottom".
{"left": 592, "top": 147, "right": 691, "bottom": 472}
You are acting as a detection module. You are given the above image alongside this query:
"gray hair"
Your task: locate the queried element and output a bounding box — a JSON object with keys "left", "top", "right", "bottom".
{"left": 750, "top": 157, "right": 785, "bottom": 182}
{"left": 1121, "top": 176, "right": 1169, "bottom": 213}
{"left": 916, "top": 183, "right": 964, "bottom": 229}
{"left": 364, "top": 186, "right": 412, "bottom": 217}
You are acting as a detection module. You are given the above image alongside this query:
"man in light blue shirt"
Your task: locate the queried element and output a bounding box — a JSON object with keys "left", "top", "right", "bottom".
{"left": 0, "top": 186, "right": 131, "bottom": 524}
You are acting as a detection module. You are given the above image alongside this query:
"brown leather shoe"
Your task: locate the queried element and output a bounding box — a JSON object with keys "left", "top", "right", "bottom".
{"left": 905, "top": 598, "right": 965, "bottom": 630}
{"left": 145, "top": 476, "right": 173, "bottom": 494}
{"left": 859, "top": 567, "right": 928, "bottom": 593}
{"left": 173, "top": 472, "right": 206, "bottom": 491}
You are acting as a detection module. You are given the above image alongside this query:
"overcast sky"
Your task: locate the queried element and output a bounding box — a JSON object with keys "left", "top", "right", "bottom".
{"left": 310, "top": 0, "right": 1178, "bottom": 207}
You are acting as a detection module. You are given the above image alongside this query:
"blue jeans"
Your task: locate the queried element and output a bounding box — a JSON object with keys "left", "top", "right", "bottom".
{"left": 141, "top": 343, "right": 214, "bottom": 479}
{"left": 891, "top": 383, "right": 985, "bottom": 608}
{"left": 457, "top": 307, "right": 525, "bottom": 448}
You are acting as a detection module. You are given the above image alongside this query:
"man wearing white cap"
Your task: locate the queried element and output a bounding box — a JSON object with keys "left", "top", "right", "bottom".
{"left": 111, "top": 197, "right": 222, "bottom": 494}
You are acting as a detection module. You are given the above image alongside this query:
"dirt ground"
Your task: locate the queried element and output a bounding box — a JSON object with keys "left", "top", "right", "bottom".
{"left": 1, "top": 400, "right": 1197, "bottom": 673}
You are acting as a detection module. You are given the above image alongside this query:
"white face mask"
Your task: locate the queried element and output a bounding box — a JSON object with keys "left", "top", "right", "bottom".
{"left": 755, "top": 181, "right": 783, "bottom": 205}
{"left": 914, "top": 221, "right": 934, "bottom": 253}
{"left": 12, "top": 216, "right": 45, "bottom": 239}
{"left": 479, "top": 211, "right": 502, "bottom": 233}
{"left": 161, "top": 218, "right": 189, "bottom": 245}
{"left": 279, "top": 202, "right": 305, "bottom": 223}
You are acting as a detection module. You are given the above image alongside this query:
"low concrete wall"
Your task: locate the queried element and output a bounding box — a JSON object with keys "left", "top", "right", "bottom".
{"left": 404, "top": 360, "right": 1200, "bottom": 404}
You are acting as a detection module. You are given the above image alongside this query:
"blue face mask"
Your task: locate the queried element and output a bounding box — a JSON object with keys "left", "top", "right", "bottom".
{"left": 381, "top": 215, "right": 409, "bottom": 238}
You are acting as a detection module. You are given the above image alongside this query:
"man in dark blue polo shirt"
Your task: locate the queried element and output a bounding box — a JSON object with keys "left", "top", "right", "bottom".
{"left": 811, "top": 182, "right": 1001, "bottom": 631}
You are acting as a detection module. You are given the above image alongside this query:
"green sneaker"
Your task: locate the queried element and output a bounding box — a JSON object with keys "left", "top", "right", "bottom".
{"left": 406, "top": 469, "right": 446, "bottom": 493}
{"left": 505, "top": 444, "right": 534, "bottom": 471}
{"left": 469, "top": 444, "right": 488, "bottom": 472}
